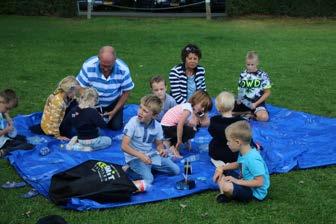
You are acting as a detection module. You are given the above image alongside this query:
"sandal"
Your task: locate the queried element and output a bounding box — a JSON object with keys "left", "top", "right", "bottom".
{"left": 1, "top": 181, "right": 26, "bottom": 189}
{"left": 21, "top": 188, "right": 39, "bottom": 199}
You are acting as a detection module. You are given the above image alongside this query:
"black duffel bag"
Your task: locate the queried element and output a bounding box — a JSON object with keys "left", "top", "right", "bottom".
{"left": 49, "top": 160, "right": 137, "bottom": 205}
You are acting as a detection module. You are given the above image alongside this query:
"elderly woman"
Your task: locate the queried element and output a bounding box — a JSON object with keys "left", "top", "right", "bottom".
{"left": 169, "top": 44, "right": 207, "bottom": 104}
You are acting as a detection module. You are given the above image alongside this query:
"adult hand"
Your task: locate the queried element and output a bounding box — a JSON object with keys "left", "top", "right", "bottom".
{"left": 139, "top": 153, "right": 152, "bottom": 164}
{"left": 105, "top": 110, "right": 116, "bottom": 120}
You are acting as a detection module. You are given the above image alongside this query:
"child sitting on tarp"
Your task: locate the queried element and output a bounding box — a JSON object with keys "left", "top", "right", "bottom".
{"left": 209, "top": 91, "right": 261, "bottom": 167}
{"left": 0, "top": 89, "right": 34, "bottom": 157}
{"left": 233, "top": 51, "right": 272, "bottom": 121}
{"left": 122, "top": 95, "right": 180, "bottom": 184}
{"left": 31, "top": 76, "right": 80, "bottom": 140}
{"left": 213, "top": 121, "right": 270, "bottom": 203}
{"left": 64, "top": 88, "right": 112, "bottom": 151}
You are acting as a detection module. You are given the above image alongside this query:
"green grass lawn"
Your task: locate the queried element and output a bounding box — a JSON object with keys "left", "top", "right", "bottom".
{"left": 0, "top": 16, "right": 335, "bottom": 224}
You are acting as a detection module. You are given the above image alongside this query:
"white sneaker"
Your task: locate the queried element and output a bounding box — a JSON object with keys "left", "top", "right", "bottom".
{"left": 66, "top": 136, "right": 78, "bottom": 150}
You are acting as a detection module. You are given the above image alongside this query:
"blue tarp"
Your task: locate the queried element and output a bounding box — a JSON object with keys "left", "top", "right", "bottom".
{"left": 6, "top": 104, "right": 336, "bottom": 210}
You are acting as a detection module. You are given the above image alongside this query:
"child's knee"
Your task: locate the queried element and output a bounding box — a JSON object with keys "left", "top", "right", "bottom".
{"left": 170, "top": 163, "right": 180, "bottom": 175}
{"left": 219, "top": 181, "right": 233, "bottom": 194}
{"left": 256, "top": 111, "right": 269, "bottom": 121}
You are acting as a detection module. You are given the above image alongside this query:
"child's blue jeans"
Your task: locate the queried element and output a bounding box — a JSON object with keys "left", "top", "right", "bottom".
{"left": 128, "top": 155, "right": 180, "bottom": 184}
{"left": 74, "top": 136, "right": 111, "bottom": 151}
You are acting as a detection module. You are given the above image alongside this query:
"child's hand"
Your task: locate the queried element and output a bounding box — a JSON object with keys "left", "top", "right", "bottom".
{"left": 213, "top": 168, "right": 223, "bottom": 183}
{"left": 4, "top": 123, "right": 14, "bottom": 133}
{"left": 170, "top": 146, "right": 182, "bottom": 158}
{"left": 139, "top": 153, "right": 152, "bottom": 164}
{"left": 224, "top": 176, "right": 239, "bottom": 184}
{"left": 188, "top": 114, "right": 199, "bottom": 127}
{"left": 251, "top": 103, "right": 256, "bottom": 110}
{"left": 57, "top": 136, "right": 70, "bottom": 141}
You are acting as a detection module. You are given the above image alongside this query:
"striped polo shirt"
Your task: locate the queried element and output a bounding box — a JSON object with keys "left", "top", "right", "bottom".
{"left": 169, "top": 63, "right": 206, "bottom": 104}
{"left": 77, "top": 56, "right": 134, "bottom": 107}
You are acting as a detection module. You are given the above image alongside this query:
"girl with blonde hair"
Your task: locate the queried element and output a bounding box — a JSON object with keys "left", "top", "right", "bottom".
{"left": 39, "top": 76, "right": 79, "bottom": 140}
{"left": 63, "top": 88, "right": 112, "bottom": 152}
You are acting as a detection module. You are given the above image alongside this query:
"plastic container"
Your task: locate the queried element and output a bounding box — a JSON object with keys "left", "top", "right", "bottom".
{"left": 39, "top": 147, "right": 51, "bottom": 156}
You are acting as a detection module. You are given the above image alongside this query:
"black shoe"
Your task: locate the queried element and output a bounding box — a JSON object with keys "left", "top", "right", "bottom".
{"left": 216, "top": 194, "right": 231, "bottom": 203}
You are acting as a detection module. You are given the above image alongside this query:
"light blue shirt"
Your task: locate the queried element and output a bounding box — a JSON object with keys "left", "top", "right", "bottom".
{"left": 123, "top": 116, "right": 164, "bottom": 163}
{"left": 0, "top": 113, "right": 17, "bottom": 148}
{"left": 77, "top": 56, "right": 134, "bottom": 107}
{"left": 237, "top": 147, "right": 270, "bottom": 200}
{"left": 156, "top": 94, "right": 177, "bottom": 122}
{"left": 187, "top": 75, "right": 196, "bottom": 100}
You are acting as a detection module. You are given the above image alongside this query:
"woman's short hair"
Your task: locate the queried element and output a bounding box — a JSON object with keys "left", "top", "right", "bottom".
{"left": 215, "top": 91, "right": 235, "bottom": 113}
{"left": 78, "top": 87, "right": 99, "bottom": 109}
{"left": 181, "top": 44, "right": 202, "bottom": 63}
{"left": 140, "top": 94, "right": 163, "bottom": 116}
{"left": 188, "top": 90, "right": 212, "bottom": 113}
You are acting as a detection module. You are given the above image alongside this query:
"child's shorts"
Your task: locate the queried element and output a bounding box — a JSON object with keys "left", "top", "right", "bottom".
{"left": 232, "top": 183, "right": 253, "bottom": 202}
{"left": 233, "top": 101, "right": 267, "bottom": 115}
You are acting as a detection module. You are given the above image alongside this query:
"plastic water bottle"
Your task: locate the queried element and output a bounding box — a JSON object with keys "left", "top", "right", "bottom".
{"left": 39, "top": 147, "right": 51, "bottom": 156}
{"left": 181, "top": 154, "right": 200, "bottom": 163}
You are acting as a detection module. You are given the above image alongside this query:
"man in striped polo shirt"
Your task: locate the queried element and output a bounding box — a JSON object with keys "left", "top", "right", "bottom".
{"left": 76, "top": 46, "right": 134, "bottom": 130}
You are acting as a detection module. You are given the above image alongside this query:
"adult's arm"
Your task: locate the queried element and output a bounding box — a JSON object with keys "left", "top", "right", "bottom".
{"left": 169, "top": 68, "right": 186, "bottom": 104}
{"left": 106, "top": 91, "right": 130, "bottom": 119}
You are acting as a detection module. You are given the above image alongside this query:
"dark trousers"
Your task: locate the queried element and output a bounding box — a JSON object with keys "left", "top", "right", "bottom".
{"left": 1, "top": 135, "right": 34, "bottom": 157}
{"left": 162, "top": 125, "right": 196, "bottom": 146}
{"left": 99, "top": 98, "right": 123, "bottom": 130}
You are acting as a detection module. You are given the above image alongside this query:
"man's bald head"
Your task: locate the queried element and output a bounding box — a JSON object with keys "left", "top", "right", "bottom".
{"left": 98, "top": 46, "right": 116, "bottom": 76}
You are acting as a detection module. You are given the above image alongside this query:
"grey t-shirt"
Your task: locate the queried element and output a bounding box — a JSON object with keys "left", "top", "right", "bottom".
{"left": 156, "top": 94, "right": 177, "bottom": 122}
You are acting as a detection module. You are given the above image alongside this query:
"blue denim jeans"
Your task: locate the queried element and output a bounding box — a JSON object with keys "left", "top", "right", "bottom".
{"left": 128, "top": 155, "right": 180, "bottom": 184}
{"left": 73, "top": 136, "right": 112, "bottom": 151}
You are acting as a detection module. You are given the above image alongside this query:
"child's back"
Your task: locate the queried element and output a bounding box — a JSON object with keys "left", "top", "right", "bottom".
{"left": 208, "top": 115, "right": 243, "bottom": 163}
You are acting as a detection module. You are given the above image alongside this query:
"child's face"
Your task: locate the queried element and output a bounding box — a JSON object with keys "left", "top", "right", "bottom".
{"left": 226, "top": 136, "right": 240, "bottom": 152}
{"left": 185, "top": 53, "right": 199, "bottom": 70}
{"left": 151, "top": 81, "right": 166, "bottom": 101}
{"left": 0, "top": 97, "right": 9, "bottom": 113}
{"left": 193, "top": 103, "right": 205, "bottom": 117}
{"left": 246, "top": 58, "right": 258, "bottom": 73}
{"left": 137, "top": 103, "right": 154, "bottom": 124}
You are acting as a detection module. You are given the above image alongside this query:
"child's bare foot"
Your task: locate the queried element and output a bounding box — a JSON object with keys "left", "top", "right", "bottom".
{"left": 170, "top": 146, "right": 182, "bottom": 158}
{"left": 163, "top": 140, "right": 171, "bottom": 149}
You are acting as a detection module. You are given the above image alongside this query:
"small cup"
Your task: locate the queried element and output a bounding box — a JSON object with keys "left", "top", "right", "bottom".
{"left": 39, "top": 147, "right": 50, "bottom": 156}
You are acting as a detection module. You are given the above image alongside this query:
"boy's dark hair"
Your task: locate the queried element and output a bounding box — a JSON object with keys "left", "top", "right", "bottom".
{"left": 0, "top": 89, "right": 18, "bottom": 108}
{"left": 181, "top": 44, "right": 202, "bottom": 63}
{"left": 188, "top": 90, "right": 212, "bottom": 113}
{"left": 149, "top": 75, "right": 166, "bottom": 88}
